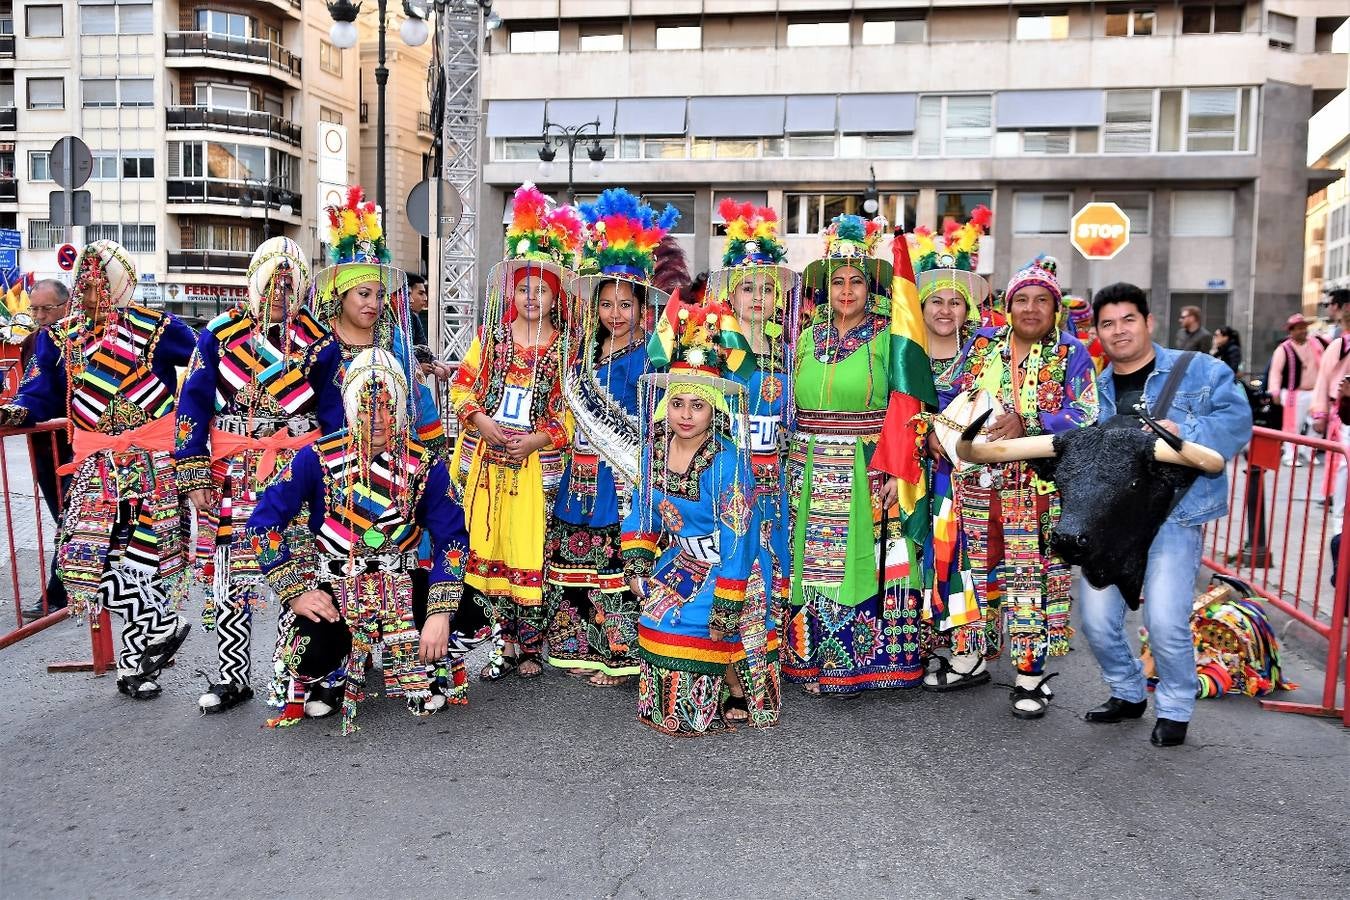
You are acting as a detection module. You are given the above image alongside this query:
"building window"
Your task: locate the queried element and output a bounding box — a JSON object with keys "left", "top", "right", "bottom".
{"left": 196, "top": 9, "right": 249, "bottom": 39}
{"left": 26, "top": 77, "right": 64, "bottom": 109}
{"left": 579, "top": 25, "right": 623, "bottom": 52}
{"left": 786, "top": 193, "right": 876, "bottom": 235}
{"left": 120, "top": 77, "right": 153, "bottom": 107}
{"left": 935, "top": 192, "right": 993, "bottom": 230}
{"left": 786, "top": 135, "right": 836, "bottom": 158}
{"left": 192, "top": 222, "right": 259, "bottom": 252}
{"left": 1016, "top": 10, "right": 1070, "bottom": 41}
{"left": 917, "top": 94, "right": 992, "bottom": 157}
{"left": 195, "top": 83, "right": 251, "bottom": 111}
{"left": 1013, "top": 193, "right": 1072, "bottom": 235}
{"left": 641, "top": 137, "right": 688, "bottom": 160}
{"left": 122, "top": 223, "right": 155, "bottom": 252}
{"left": 1021, "top": 130, "right": 1074, "bottom": 154}
{"left": 1172, "top": 190, "right": 1234, "bottom": 236}
{"left": 26, "top": 4, "right": 63, "bottom": 37}
{"left": 862, "top": 17, "right": 926, "bottom": 45}
{"left": 82, "top": 78, "right": 116, "bottom": 108}
{"left": 28, "top": 150, "right": 50, "bottom": 181}
{"left": 786, "top": 21, "right": 850, "bottom": 47}
{"left": 80, "top": 4, "right": 115, "bottom": 34}
{"left": 0, "top": 151, "right": 13, "bottom": 178}
{"left": 168, "top": 141, "right": 205, "bottom": 178}
{"left": 508, "top": 29, "right": 558, "bottom": 54}
{"left": 1181, "top": 3, "right": 1243, "bottom": 35}
{"left": 1102, "top": 89, "right": 1154, "bottom": 153}
{"left": 1093, "top": 192, "right": 1152, "bottom": 235}
{"left": 1184, "top": 88, "right": 1240, "bottom": 151}
{"left": 91, "top": 152, "right": 118, "bottom": 179}
{"left": 119, "top": 3, "right": 152, "bottom": 34}
{"left": 880, "top": 193, "right": 919, "bottom": 232}
{"left": 1267, "top": 11, "right": 1295, "bottom": 49}
{"left": 319, "top": 40, "right": 343, "bottom": 76}
{"left": 122, "top": 152, "right": 154, "bottom": 178}
{"left": 839, "top": 134, "right": 914, "bottom": 158}
{"left": 1104, "top": 7, "right": 1155, "bottom": 37}
{"left": 641, "top": 194, "right": 694, "bottom": 234}
{"left": 28, "top": 218, "right": 62, "bottom": 250}
{"left": 655, "top": 25, "right": 700, "bottom": 50}
{"left": 319, "top": 105, "right": 343, "bottom": 125}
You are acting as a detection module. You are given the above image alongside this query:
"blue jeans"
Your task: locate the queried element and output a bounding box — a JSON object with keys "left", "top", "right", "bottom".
{"left": 1078, "top": 522, "right": 1202, "bottom": 722}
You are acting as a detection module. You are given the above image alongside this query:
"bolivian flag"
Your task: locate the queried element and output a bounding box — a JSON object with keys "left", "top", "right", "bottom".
{"left": 870, "top": 229, "right": 938, "bottom": 541}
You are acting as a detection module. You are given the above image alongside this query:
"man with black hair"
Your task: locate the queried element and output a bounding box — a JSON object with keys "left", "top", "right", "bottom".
{"left": 405, "top": 272, "right": 452, "bottom": 380}
{"left": 1078, "top": 282, "right": 1251, "bottom": 747}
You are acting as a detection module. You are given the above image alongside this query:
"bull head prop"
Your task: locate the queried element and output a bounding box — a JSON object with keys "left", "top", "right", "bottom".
{"left": 955, "top": 410, "right": 1225, "bottom": 609}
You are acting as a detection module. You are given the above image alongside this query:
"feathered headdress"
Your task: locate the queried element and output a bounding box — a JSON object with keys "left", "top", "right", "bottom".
{"left": 504, "top": 182, "right": 587, "bottom": 271}
{"left": 801, "top": 213, "right": 893, "bottom": 301}
{"left": 718, "top": 198, "right": 788, "bottom": 268}
{"left": 572, "top": 189, "right": 680, "bottom": 308}
{"left": 647, "top": 290, "right": 755, "bottom": 380}
{"left": 909, "top": 205, "right": 993, "bottom": 315}
{"left": 314, "top": 185, "right": 405, "bottom": 303}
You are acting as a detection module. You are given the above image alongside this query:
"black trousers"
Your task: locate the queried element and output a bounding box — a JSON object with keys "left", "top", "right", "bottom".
{"left": 27, "top": 430, "right": 72, "bottom": 610}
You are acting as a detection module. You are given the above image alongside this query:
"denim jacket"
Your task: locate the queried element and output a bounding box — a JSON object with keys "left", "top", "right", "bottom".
{"left": 1098, "top": 343, "right": 1253, "bottom": 526}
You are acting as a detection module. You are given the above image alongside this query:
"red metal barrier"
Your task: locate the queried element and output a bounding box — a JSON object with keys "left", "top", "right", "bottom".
{"left": 1202, "top": 426, "right": 1349, "bottom": 726}
{"left": 0, "top": 418, "right": 114, "bottom": 674}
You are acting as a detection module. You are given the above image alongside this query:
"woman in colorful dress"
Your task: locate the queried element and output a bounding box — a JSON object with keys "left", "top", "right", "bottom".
{"left": 450, "top": 184, "right": 583, "bottom": 680}
{"left": 907, "top": 211, "right": 993, "bottom": 690}
{"left": 708, "top": 199, "right": 800, "bottom": 660}
{"left": 545, "top": 189, "right": 676, "bottom": 686}
{"left": 247, "top": 348, "right": 469, "bottom": 734}
{"left": 622, "top": 301, "right": 778, "bottom": 734}
{"left": 784, "top": 215, "right": 925, "bottom": 696}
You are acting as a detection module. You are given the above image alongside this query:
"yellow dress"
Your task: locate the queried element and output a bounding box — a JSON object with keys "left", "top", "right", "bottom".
{"left": 449, "top": 331, "right": 568, "bottom": 653}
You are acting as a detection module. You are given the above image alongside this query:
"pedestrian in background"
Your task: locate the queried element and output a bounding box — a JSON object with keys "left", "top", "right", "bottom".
{"left": 1174, "top": 305, "right": 1212, "bottom": 353}
{"left": 1267, "top": 313, "right": 1324, "bottom": 466}
{"left": 1210, "top": 325, "right": 1242, "bottom": 375}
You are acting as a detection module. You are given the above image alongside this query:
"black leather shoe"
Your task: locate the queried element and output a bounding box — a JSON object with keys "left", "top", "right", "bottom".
{"left": 1151, "top": 718, "right": 1188, "bottom": 747}
{"left": 1084, "top": 696, "right": 1148, "bottom": 723}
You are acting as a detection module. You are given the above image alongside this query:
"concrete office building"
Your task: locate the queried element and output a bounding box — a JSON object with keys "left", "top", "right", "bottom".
{"left": 1303, "top": 70, "right": 1348, "bottom": 313}
{"left": 2, "top": 0, "right": 360, "bottom": 322}
{"left": 481, "top": 0, "right": 1347, "bottom": 360}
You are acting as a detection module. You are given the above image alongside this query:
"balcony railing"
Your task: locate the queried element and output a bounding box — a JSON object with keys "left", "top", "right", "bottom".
{"left": 166, "top": 106, "right": 301, "bottom": 146}
{"left": 0, "top": 179, "right": 16, "bottom": 203}
{"left": 0, "top": 35, "right": 14, "bottom": 59}
{"left": 165, "top": 32, "right": 302, "bottom": 80}
{"left": 0, "top": 107, "right": 15, "bottom": 131}
{"left": 167, "top": 250, "right": 252, "bottom": 273}
{"left": 417, "top": 111, "right": 433, "bottom": 134}
{"left": 166, "top": 179, "right": 302, "bottom": 214}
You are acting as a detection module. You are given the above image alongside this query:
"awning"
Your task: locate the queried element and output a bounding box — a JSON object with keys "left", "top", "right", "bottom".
{"left": 995, "top": 90, "right": 1104, "bottom": 129}
{"left": 485, "top": 99, "right": 546, "bottom": 138}
{"left": 545, "top": 98, "right": 617, "bottom": 135}
{"left": 687, "top": 96, "right": 786, "bottom": 138}
{"left": 615, "top": 97, "right": 687, "bottom": 136}
{"left": 785, "top": 95, "right": 837, "bottom": 134}
{"left": 837, "top": 94, "right": 916, "bottom": 134}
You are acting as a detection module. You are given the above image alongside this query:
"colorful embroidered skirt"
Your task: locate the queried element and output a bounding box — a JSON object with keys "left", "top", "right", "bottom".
{"left": 544, "top": 519, "right": 639, "bottom": 676}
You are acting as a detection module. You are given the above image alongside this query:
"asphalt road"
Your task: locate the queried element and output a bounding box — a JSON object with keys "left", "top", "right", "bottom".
{"left": 1, "top": 609, "right": 1346, "bottom": 900}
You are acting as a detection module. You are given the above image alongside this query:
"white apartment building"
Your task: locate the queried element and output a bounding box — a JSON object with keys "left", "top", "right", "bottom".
{"left": 3, "top": 0, "right": 360, "bottom": 323}
{"left": 481, "top": 0, "right": 1348, "bottom": 361}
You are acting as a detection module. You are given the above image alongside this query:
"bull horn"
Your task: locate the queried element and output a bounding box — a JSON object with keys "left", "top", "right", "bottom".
{"left": 955, "top": 410, "right": 1058, "bottom": 465}
{"left": 1153, "top": 439, "right": 1225, "bottom": 474}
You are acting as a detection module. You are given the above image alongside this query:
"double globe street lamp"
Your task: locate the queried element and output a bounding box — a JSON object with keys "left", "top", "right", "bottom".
{"left": 537, "top": 119, "right": 605, "bottom": 203}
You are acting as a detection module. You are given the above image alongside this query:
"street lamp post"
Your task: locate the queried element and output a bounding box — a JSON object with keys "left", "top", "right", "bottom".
{"left": 240, "top": 177, "right": 295, "bottom": 242}
{"left": 538, "top": 119, "right": 605, "bottom": 203}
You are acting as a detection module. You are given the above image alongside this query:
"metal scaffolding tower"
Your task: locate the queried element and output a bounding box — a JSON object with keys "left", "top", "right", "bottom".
{"left": 430, "top": 1, "right": 483, "bottom": 365}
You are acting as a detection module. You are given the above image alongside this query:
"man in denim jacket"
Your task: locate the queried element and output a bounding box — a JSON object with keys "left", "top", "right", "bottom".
{"left": 1079, "top": 283, "right": 1252, "bottom": 747}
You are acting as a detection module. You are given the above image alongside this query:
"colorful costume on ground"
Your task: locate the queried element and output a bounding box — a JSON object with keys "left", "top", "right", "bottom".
{"left": 623, "top": 300, "right": 778, "bottom": 734}
{"left": 0, "top": 241, "right": 196, "bottom": 693}
{"left": 942, "top": 256, "right": 1099, "bottom": 680}
{"left": 545, "top": 189, "right": 675, "bottom": 677}
{"left": 248, "top": 349, "right": 469, "bottom": 734}
{"left": 175, "top": 238, "right": 343, "bottom": 708}
{"left": 908, "top": 212, "right": 989, "bottom": 658}
{"left": 710, "top": 198, "right": 800, "bottom": 645}
{"left": 783, "top": 216, "right": 926, "bottom": 694}
{"left": 450, "top": 184, "right": 583, "bottom": 674}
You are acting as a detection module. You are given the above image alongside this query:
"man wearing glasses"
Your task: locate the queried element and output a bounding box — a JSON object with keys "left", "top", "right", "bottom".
{"left": 19, "top": 279, "right": 73, "bottom": 620}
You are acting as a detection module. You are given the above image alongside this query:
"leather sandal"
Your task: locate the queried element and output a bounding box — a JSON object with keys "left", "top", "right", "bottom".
{"left": 923, "top": 655, "right": 991, "bottom": 692}
{"left": 1010, "top": 673, "right": 1059, "bottom": 720}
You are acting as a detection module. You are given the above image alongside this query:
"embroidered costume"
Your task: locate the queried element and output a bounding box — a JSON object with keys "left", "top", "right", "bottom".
{"left": 544, "top": 188, "right": 676, "bottom": 678}
{"left": 942, "top": 256, "right": 1099, "bottom": 712}
{"left": 710, "top": 198, "right": 800, "bottom": 660}
{"left": 247, "top": 349, "right": 469, "bottom": 734}
{"left": 175, "top": 237, "right": 343, "bottom": 713}
{"left": 783, "top": 215, "right": 927, "bottom": 695}
{"left": 450, "top": 184, "right": 583, "bottom": 677}
{"left": 0, "top": 241, "right": 196, "bottom": 698}
{"left": 623, "top": 299, "right": 779, "bottom": 734}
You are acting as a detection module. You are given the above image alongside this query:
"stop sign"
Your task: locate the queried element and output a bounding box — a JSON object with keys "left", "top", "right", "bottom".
{"left": 1071, "top": 202, "right": 1131, "bottom": 261}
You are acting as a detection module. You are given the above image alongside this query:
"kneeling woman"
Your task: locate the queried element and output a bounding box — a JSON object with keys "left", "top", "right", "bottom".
{"left": 622, "top": 306, "right": 780, "bottom": 735}
{"left": 247, "top": 349, "right": 469, "bottom": 734}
